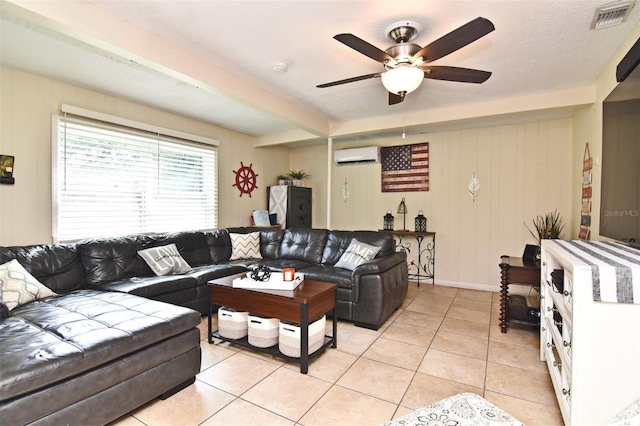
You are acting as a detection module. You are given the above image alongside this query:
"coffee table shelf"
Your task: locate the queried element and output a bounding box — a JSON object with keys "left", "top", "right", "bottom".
{"left": 207, "top": 273, "right": 337, "bottom": 374}
{"left": 209, "top": 331, "right": 335, "bottom": 364}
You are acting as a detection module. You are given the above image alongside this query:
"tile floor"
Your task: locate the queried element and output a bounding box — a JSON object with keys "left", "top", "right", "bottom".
{"left": 111, "top": 282, "right": 564, "bottom": 426}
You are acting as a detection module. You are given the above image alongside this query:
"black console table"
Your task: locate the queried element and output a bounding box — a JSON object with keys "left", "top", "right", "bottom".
{"left": 382, "top": 230, "right": 436, "bottom": 286}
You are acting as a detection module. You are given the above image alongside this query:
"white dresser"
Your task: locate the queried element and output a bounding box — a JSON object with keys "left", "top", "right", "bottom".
{"left": 540, "top": 240, "right": 640, "bottom": 426}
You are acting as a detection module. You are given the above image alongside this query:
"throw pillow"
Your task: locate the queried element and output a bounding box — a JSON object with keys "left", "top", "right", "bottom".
{"left": 138, "top": 243, "right": 193, "bottom": 276}
{"left": 230, "top": 232, "right": 262, "bottom": 260}
{"left": 334, "top": 238, "right": 381, "bottom": 271}
{"left": 0, "top": 259, "right": 57, "bottom": 311}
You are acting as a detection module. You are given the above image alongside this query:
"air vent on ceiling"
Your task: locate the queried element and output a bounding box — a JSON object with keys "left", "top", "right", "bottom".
{"left": 591, "top": 0, "right": 636, "bottom": 29}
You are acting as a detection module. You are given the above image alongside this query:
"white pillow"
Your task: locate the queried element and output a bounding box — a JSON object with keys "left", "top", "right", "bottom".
{"left": 229, "top": 232, "right": 262, "bottom": 260}
{"left": 334, "top": 238, "right": 381, "bottom": 271}
{"left": 138, "top": 243, "right": 192, "bottom": 276}
{"left": 0, "top": 259, "right": 57, "bottom": 310}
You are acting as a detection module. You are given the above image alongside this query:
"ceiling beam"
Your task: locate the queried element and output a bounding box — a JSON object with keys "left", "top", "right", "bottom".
{"left": 4, "top": 0, "right": 330, "bottom": 139}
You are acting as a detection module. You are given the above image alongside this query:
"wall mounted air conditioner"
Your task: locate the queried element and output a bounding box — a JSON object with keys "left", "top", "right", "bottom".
{"left": 334, "top": 146, "right": 380, "bottom": 165}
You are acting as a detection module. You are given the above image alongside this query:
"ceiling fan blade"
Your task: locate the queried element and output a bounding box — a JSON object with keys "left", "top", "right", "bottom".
{"left": 317, "top": 72, "right": 382, "bottom": 88}
{"left": 389, "top": 92, "right": 405, "bottom": 105}
{"left": 413, "top": 17, "right": 495, "bottom": 64}
{"left": 334, "top": 33, "right": 395, "bottom": 64}
{"left": 422, "top": 66, "right": 492, "bottom": 83}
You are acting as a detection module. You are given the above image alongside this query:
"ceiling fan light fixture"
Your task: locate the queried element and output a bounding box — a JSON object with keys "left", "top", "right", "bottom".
{"left": 381, "top": 66, "right": 424, "bottom": 95}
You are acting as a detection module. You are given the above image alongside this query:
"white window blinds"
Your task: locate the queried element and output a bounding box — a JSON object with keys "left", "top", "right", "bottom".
{"left": 53, "top": 113, "right": 217, "bottom": 242}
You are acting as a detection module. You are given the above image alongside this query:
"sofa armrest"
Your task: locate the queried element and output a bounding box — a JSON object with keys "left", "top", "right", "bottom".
{"left": 353, "top": 251, "right": 406, "bottom": 277}
{"left": 351, "top": 251, "right": 407, "bottom": 302}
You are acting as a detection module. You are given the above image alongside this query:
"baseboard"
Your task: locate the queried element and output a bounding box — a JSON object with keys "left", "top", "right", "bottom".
{"left": 411, "top": 279, "right": 499, "bottom": 293}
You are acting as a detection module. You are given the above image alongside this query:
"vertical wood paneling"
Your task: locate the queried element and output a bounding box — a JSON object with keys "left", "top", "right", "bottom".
{"left": 324, "top": 118, "right": 574, "bottom": 290}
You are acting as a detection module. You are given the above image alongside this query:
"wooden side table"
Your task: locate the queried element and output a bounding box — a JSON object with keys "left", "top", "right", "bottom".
{"left": 499, "top": 256, "right": 540, "bottom": 333}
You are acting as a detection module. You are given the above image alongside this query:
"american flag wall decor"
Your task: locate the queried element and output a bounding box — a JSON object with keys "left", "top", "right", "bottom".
{"left": 380, "top": 142, "right": 429, "bottom": 192}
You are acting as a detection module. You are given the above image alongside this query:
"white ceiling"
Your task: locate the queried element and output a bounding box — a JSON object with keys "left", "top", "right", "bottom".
{"left": 1, "top": 0, "right": 639, "bottom": 145}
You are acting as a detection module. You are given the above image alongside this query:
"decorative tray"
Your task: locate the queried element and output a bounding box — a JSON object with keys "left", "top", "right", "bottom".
{"left": 232, "top": 272, "right": 304, "bottom": 290}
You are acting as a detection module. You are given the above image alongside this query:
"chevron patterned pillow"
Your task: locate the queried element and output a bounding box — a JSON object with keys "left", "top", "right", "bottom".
{"left": 230, "top": 232, "right": 262, "bottom": 260}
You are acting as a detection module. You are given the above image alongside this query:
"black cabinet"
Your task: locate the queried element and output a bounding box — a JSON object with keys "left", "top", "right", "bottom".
{"left": 268, "top": 186, "right": 312, "bottom": 228}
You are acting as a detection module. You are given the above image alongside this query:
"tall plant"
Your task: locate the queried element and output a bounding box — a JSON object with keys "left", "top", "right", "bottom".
{"left": 528, "top": 209, "right": 565, "bottom": 244}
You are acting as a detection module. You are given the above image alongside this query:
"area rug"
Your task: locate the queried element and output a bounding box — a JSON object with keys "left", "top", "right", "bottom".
{"left": 383, "top": 392, "right": 524, "bottom": 426}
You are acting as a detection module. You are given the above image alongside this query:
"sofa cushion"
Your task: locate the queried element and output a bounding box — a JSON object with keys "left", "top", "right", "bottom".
{"left": 96, "top": 275, "right": 198, "bottom": 298}
{"left": 0, "top": 290, "right": 201, "bottom": 402}
{"left": 138, "top": 243, "right": 192, "bottom": 276}
{"left": 77, "top": 235, "right": 152, "bottom": 286}
{"left": 229, "top": 232, "right": 262, "bottom": 260}
{"left": 205, "top": 229, "right": 232, "bottom": 262}
{"left": 0, "top": 259, "right": 57, "bottom": 310}
{"left": 260, "top": 228, "right": 285, "bottom": 259}
{"left": 297, "top": 265, "right": 353, "bottom": 289}
{"left": 334, "top": 238, "right": 381, "bottom": 271}
{"left": 0, "top": 243, "right": 88, "bottom": 293}
{"left": 279, "top": 229, "right": 328, "bottom": 264}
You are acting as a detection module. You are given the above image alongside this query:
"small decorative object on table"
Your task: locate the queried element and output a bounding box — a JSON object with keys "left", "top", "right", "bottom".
{"left": 233, "top": 268, "right": 304, "bottom": 290}
{"left": 415, "top": 210, "right": 427, "bottom": 232}
{"left": 383, "top": 210, "right": 394, "bottom": 230}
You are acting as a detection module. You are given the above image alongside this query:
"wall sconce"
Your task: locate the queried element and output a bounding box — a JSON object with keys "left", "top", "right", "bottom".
{"left": 342, "top": 177, "right": 350, "bottom": 203}
{"left": 383, "top": 210, "right": 395, "bottom": 230}
{"left": 397, "top": 198, "right": 408, "bottom": 231}
{"left": 468, "top": 172, "right": 480, "bottom": 202}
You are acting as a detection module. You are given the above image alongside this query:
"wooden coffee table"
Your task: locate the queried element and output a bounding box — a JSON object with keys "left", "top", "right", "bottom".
{"left": 207, "top": 272, "right": 337, "bottom": 374}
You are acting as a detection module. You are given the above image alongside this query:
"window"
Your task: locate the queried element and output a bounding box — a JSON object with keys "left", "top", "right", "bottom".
{"left": 52, "top": 108, "right": 218, "bottom": 242}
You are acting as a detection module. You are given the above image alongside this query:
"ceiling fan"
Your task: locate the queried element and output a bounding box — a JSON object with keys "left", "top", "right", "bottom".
{"left": 317, "top": 17, "right": 495, "bottom": 105}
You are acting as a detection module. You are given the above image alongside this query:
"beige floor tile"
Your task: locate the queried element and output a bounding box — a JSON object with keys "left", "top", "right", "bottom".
{"left": 390, "top": 405, "right": 414, "bottom": 420}
{"left": 446, "top": 305, "right": 491, "bottom": 324}
{"left": 418, "top": 349, "right": 486, "bottom": 388}
{"left": 334, "top": 327, "right": 378, "bottom": 356}
{"left": 200, "top": 341, "right": 238, "bottom": 370}
{"left": 197, "top": 352, "right": 280, "bottom": 395}
{"left": 241, "top": 367, "right": 332, "bottom": 421}
{"left": 337, "top": 357, "right": 415, "bottom": 404}
{"left": 201, "top": 398, "right": 294, "bottom": 426}
{"left": 109, "top": 414, "right": 146, "bottom": 426}
{"left": 282, "top": 347, "right": 357, "bottom": 383}
{"left": 488, "top": 340, "right": 548, "bottom": 374}
{"left": 400, "top": 372, "right": 483, "bottom": 410}
{"left": 489, "top": 324, "right": 540, "bottom": 348}
{"left": 451, "top": 296, "right": 492, "bottom": 312}
{"left": 362, "top": 337, "right": 427, "bottom": 370}
{"left": 485, "top": 362, "right": 558, "bottom": 406}
{"left": 129, "top": 381, "right": 235, "bottom": 426}
{"left": 337, "top": 319, "right": 383, "bottom": 337}
{"left": 394, "top": 309, "right": 444, "bottom": 330}
{"left": 431, "top": 330, "right": 488, "bottom": 360}
{"left": 415, "top": 285, "right": 459, "bottom": 298}
{"left": 456, "top": 288, "right": 495, "bottom": 302}
{"left": 405, "top": 295, "right": 453, "bottom": 316}
{"left": 299, "top": 385, "right": 397, "bottom": 426}
{"left": 439, "top": 316, "right": 490, "bottom": 338}
{"left": 381, "top": 322, "right": 436, "bottom": 348}
{"left": 484, "top": 390, "right": 564, "bottom": 426}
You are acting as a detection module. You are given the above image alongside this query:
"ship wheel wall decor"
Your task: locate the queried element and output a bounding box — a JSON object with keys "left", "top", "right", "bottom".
{"left": 233, "top": 162, "right": 258, "bottom": 197}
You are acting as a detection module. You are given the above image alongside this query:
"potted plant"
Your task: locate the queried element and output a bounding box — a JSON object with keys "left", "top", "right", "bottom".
{"left": 288, "top": 170, "right": 310, "bottom": 187}
{"left": 527, "top": 209, "right": 565, "bottom": 244}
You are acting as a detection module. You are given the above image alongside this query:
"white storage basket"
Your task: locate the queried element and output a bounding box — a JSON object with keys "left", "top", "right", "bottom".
{"left": 218, "top": 307, "right": 248, "bottom": 339}
{"left": 278, "top": 315, "right": 326, "bottom": 358}
{"left": 247, "top": 315, "right": 280, "bottom": 348}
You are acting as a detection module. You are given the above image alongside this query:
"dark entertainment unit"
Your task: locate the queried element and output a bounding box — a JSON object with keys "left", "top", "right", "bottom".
{"left": 600, "top": 37, "right": 640, "bottom": 249}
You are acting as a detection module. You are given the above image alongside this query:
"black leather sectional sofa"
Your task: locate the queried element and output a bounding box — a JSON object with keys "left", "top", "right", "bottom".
{"left": 0, "top": 227, "right": 408, "bottom": 424}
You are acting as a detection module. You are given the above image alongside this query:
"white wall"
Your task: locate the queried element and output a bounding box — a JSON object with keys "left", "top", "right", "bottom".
{"left": 290, "top": 119, "right": 574, "bottom": 290}
{"left": 0, "top": 66, "right": 289, "bottom": 245}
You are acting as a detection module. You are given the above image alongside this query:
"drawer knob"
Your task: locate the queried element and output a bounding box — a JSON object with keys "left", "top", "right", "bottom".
{"left": 547, "top": 342, "right": 555, "bottom": 348}
{"left": 562, "top": 388, "right": 571, "bottom": 396}
{"left": 563, "top": 340, "right": 572, "bottom": 348}
{"left": 563, "top": 290, "right": 572, "bottom": 297}
{"left": 553, "top": 360, "right": 561, "bottom": 368}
